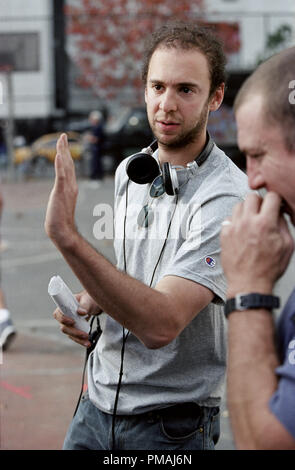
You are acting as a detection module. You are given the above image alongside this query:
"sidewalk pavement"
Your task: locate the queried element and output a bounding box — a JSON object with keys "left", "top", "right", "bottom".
{"left": 0, "top": 176, "right": 111, "bottom": 450}
{"left": 0, "top": 331, "right": 86, "bottom": 450}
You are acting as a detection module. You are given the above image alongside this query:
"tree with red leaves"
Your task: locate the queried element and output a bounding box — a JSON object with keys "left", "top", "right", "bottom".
{"left": 65, "top": 0, "right": 241, "bottom": 106}
{"left": 65, "top": 0, "right": 205, "bottom": 104}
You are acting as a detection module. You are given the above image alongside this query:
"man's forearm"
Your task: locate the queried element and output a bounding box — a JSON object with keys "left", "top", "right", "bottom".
{"left": 227, "top": 309, "right": 280, "bottom": 449}
{"left": 52, "top": 230, "right": 179, "bottom": 348}
{"left": 220, "top": 193, "right": 295, "bottom": 449}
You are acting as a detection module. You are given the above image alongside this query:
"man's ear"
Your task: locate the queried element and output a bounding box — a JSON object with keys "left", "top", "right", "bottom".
{"left": 209, "top": 83, "right": 225, "bottom": 112}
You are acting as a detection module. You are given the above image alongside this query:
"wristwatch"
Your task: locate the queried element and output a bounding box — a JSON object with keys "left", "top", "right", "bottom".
{"left": 225, "top": 293, "right": 280, "bottom": 318}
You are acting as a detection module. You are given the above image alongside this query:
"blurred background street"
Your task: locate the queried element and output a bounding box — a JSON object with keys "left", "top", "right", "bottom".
{"left": 0, "top": 0, "right": 295, "bottom": 452}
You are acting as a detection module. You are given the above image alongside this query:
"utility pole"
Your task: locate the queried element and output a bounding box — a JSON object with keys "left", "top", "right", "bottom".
{"left": 0, "top": 66, "right": 15, "bottom": 181}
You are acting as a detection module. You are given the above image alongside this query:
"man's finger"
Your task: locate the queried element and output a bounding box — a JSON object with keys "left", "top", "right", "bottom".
{"left": 242, "top": 192, "right": 263, "bottom": 215}
{"left": 278, "top": 214, "right": 295, "bottom": 252}
{"left": 260, "top": 192, "right": 282, "bottom": 223}
{"left": 57, "top": 133, "right": 76, "bottom": 177}
{"left": 68, "top": 335, "right": 91, "bottom": 348}
{"left": 230, "top": 200, "right": 243, "bottom": 221}
{"left": 56, "top": 133, "right": 69, "bottom": 156}
{"left": 221, "top": 219, "right": 232, "bottom": 227}
{"left": 77, "top": 307, "right": 91, "bottom": 321}
{"left": 53, "top": 309, "right": 74, "bottom": 326}
{"left": 60, "top": 323, "right": 89, "bottom": 342}
{"left": 77, "top": 307, "right": 88, "bottom": 316}
{"left": 54, "top": 153, "right": 66, "bottom": 184}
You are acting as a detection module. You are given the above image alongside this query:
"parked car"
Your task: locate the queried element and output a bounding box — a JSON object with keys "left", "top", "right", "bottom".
{"left": 13, "top": 136, "right": 32, "bottom": 165}
{"left": 102, "top": 107, "right": 154, "bottom": 171}
{"left": 31, "top": 131, "right": 83, "bottom": 162}
{"left": 14, "top": 131, "right": 84, "bottom": 176}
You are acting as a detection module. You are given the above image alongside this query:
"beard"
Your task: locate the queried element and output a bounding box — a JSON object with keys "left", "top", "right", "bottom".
{"left": 151, "top": 100, "right": 209, "bottom": 150}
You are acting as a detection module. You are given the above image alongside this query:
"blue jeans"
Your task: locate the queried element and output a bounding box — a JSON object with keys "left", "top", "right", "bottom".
{"left": 63, "top": 393, "right": 220, "bottom": 450}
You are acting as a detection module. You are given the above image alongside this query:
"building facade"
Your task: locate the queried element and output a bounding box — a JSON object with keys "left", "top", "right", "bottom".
{"left": 0, "top": 0, "right": 294, "bottom": 148}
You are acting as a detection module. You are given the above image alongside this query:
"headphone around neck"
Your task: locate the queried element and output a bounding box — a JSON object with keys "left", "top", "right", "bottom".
{"left": 126, "top": 132, "right": 214, "bottom": 196}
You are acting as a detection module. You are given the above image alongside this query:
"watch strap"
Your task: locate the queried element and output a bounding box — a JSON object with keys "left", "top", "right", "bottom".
{"left": 225, "top": 293, "right": 280, "bottom": 318}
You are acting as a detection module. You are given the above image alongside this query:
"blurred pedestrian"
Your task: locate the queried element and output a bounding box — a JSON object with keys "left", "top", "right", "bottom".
{"left": 0, "top": 187, "right": 16, "bottom": 350}
{"left": 0, "top": 122, "right": 7, "bottom": 167}
{"left": 221, "top": 46, "right": 295, "bottom": 449}
{"left": 87, "top": 110, "right": 105, "bottom": 186}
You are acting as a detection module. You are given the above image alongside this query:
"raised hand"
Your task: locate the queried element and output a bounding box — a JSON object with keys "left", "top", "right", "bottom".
{"left": 45, "top": 133, "right": 79, "bottom": 246}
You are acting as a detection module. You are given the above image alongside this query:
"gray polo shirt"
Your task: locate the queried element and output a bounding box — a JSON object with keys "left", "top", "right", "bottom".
{"left": 87, "top": 143, "right": 250, "bottom": 414}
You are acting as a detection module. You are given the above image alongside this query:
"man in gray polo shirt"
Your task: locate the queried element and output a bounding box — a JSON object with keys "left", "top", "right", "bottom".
{"left": 46, "top": 22, "right": 249, "bottom": 450}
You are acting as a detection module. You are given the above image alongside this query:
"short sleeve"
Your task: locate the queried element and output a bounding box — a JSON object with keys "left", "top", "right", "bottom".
{"left": 269, "top": 290, "right": 295, "bottom": 439}
{"left": 162, "top": 194, "right": 242, "bottom": 304}
{"left": 269, "top": 350, "right": 295, "bottom": 439}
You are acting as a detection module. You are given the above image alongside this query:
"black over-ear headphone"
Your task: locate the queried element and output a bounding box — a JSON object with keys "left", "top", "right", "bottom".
{"left": 126, "top": 133, "right": 214, "bottom": 196}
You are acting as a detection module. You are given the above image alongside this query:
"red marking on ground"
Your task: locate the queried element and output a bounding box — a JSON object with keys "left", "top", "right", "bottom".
{"left": 0, "top": 380, "right": 32, "bottom": 399}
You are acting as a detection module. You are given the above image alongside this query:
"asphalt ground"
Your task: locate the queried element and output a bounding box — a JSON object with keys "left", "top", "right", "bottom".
{"left": 0, "top": 172, "right": 294, "bottom": 453}
{"left": 0, "top": 175, "right": 116, "bottom": 451}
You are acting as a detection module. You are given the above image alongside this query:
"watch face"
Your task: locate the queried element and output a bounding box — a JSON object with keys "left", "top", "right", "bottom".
{"left": 240, "top": 295, "right": 250, "bottom": 308}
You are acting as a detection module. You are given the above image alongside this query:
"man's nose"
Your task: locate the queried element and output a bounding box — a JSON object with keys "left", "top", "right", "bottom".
{"left": 159, "top": 89, "right": 177, "bottom": 113}
{"left": 246, "top": 157, "right": 265, "bottom": 190}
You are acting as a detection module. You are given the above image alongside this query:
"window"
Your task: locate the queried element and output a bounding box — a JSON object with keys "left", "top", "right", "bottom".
{"left": 0, "top": 33, "right": 40, "bottom": 72}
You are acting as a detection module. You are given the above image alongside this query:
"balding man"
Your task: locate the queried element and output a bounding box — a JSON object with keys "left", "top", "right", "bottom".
{"left": 221, "top": 47, "right": 295, "bottom": 450}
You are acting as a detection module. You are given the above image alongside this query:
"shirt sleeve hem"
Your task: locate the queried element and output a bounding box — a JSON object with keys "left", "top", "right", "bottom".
{"left": 162, "top": 271, "right": 226, "bottom": 305}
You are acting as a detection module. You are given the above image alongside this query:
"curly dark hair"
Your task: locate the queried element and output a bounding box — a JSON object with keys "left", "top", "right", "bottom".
{"left": 141, "top": 21, "right": 227, "bottom": 96}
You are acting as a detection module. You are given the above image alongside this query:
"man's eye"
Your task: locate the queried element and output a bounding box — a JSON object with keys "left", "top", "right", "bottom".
{"left": 153, "top": 84, "right": 162, "bottom": 91}
{"left": 181, "top": 87, "right": 191, "bottom": 94}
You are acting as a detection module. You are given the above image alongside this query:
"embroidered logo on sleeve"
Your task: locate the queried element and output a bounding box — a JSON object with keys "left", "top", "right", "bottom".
{"left": 205, "top": 256, "right": 216, "bottom": 268}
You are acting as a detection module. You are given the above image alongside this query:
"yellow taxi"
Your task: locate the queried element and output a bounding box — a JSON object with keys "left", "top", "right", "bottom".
{"left": 14, "top": 131, "right": 83, "bottom": 165}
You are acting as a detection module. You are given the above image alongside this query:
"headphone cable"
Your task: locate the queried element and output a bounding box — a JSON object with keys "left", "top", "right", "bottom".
{"left": 111, "top": 184, "right": 179, "bottom": 450}
{"left": 111, "top": 178, "right": 130, "bottom": 449}
{"left": 111, "top": 327, "right": 129, "bottom": 449}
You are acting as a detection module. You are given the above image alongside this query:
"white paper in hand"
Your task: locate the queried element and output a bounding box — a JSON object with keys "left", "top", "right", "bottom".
{"left": 48, "top": 275, "right": 90, "bottom": 333}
